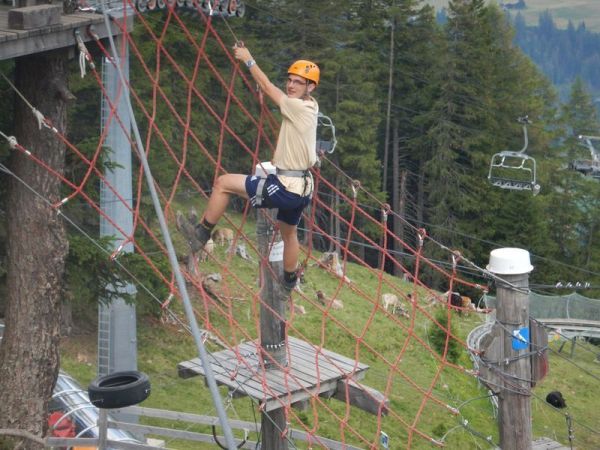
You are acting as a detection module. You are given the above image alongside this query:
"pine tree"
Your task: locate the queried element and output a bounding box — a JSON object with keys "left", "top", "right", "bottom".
{"left": 543, "top": 79, "right": 600, "bottom": 283}
{"left": 419, "top": 1, "right": 558, "bottom": 287}
{"left": 562, "top": 77, "right": 598, "bottom": 160}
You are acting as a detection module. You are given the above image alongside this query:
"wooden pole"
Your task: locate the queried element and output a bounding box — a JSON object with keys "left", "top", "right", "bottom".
{"left": 255, "top": 163, "right": 288, "bottom": 450}
{"left": 488, "top": 248, "right": 533, "bottom": 450}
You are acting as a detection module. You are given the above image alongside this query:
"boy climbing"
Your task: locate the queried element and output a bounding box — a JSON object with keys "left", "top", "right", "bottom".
{"left": 177, "top": 43, "right": 319, "bottom": 291}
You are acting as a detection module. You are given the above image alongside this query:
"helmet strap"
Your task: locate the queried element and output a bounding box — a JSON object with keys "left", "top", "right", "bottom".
{"left": 301, "top": 80, "right": 313, "bottom": 100}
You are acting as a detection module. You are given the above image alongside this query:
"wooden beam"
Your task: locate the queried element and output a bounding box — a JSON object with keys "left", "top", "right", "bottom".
{"left": 330, "top": 379, "right": 389, "bottom": 416}
{"left": 8, "top": 5, "right": 61, "bottom": 30}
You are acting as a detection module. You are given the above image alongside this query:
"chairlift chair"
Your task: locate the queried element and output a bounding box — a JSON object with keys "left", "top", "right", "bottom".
{"left": 136, "top": 0, "right": 245, "bottom": 15}
{"left": 201, "top": 0, "right": 245, "bottom": 17}
{"left": 571, "top": 135, "right": 600, "bottom": 179}
{"left": 488, "top": 116, "right": 540, "bottom": 195}
{"left": 316, "top": 112, "right": 337, "bottom": 155}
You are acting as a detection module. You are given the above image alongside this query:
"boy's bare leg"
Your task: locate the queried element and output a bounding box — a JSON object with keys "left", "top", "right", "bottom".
{"left": 279, "top": 221, "right": 299, "bottom": 273}
{"left": 279, "top": 221, "right": 302, "bottom": 292}
{"left": 203, "top": 174, "right": 249, "bottom": 224}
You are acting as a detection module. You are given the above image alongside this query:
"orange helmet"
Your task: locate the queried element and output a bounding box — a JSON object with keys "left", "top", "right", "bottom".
{"left": 288, "top": 60, "right": 320, "bottom": 85}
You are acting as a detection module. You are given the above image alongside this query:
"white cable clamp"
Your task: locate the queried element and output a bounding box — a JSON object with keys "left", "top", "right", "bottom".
{"left": 7, "top": 136, "right": 18, "bottom": 149}
{"left": 33, "top": 108, "right": 45, "bottom": 130}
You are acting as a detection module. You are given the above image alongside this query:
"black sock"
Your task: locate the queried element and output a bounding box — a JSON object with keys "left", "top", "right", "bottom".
{"left": 200, "top": 218, "right": 216, "bottom": 232}
{"left": 195, "top": 218, "right": 216, "bottom": 243}
{"left": 284, "top": 270, "right": 297, "bottom": 283}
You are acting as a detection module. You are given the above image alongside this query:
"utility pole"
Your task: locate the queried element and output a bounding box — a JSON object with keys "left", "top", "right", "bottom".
{"left": 255, "top": 162, "right": 288, "bottom": 450}
{"left": 486, "top": 248, "right": 533, "bottom": 450}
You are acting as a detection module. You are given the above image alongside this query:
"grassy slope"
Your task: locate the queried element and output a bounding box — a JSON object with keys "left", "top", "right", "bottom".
{"left": 60, "top": 208, "right": 600, "bottom": 449}
{"left": 425, "top": 0, "right": 600, "bottom": 32}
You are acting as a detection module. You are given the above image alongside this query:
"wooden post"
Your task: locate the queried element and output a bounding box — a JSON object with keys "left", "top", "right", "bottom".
{"left": 255, "top": 162, "right": 288, "bottom": 450}
{"left": 487, "top": 248, "right": 533, "bottom": 450}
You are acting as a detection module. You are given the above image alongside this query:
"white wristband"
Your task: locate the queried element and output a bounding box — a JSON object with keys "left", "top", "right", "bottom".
{"left": 245, "top": 59, "right": 256, "bottom": 69}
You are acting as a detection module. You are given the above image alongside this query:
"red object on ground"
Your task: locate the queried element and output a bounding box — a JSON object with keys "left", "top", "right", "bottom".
{"left": 48, "top": 411, "right": 75, "bottom": 438}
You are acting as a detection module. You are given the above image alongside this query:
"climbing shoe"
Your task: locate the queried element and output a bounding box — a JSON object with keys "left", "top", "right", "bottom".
{"left": 176, "top": 210, "right": 211, "bottom": 254}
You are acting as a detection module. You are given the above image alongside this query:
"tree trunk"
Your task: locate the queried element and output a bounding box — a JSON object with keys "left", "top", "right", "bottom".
{"left": 329, "top": 168, "right": 342, "bottom": 255}
{"left": 394, "top": 170, "right": 407, "bottom": 276}
{"left": 416, "top": 162, "right": 425, "bottom": 226}
{"left": 0, "top": 49, "right": 70, "bottom": 448}
{"left": 391, "top": 121, "right": 402, "bottom": 276}
{"left": 585, "top": 221, "right": 594, "bottom": 267}
{"left": 382, "top": 20, "right": 394, "bottom": 195}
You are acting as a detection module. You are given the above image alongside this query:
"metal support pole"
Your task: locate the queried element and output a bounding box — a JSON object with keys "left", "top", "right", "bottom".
{"left": 97, "top": 409, "right": 108, "bottom": 449}
{"left": 100, "top": 9, "right": 236, "bottom": 449}
{"left": 98, "top": 35, "right": 137, "bottom": 379}
{"left": 487, "top": 248, "right": 533, "bottom": 450}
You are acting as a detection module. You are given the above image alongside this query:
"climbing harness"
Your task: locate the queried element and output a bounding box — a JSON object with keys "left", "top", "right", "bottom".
{"left": 254, "top": 168, "right": 311, "bottom": 207}
{"left": 276, "top": 168, "right": 310, "bottom": 177}
{"left": 488, "top": 116, "right": 540, "bottom": 195}
{"left": 254, "top": 177, "right": 267, "bottom": 207}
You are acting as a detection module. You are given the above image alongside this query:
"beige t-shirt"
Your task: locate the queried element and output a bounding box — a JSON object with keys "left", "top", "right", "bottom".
{"left": 272, "top": 95, "right": 318, "bottom": 196}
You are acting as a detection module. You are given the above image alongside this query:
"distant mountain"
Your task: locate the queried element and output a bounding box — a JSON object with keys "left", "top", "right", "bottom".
{"left": 513, "top": 11, "right": 600, "bottom": 101}
{"left": 433, "top": 3, "right": 600, "bottom": 102}
{"left": 425, "top": 0, "right": 600, "bottom": 32}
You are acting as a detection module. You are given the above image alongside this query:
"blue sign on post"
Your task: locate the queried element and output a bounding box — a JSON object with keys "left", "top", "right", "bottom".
{"left": 380, "top": 431, "right": 389, "bottom": 449}
{"left": 512, "top": 327, "right": 530, "bottom": 350}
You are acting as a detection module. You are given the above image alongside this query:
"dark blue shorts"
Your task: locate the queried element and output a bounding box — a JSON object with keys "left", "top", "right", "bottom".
{"left": 245, "top": 174, "right": 311, "bottom": 226}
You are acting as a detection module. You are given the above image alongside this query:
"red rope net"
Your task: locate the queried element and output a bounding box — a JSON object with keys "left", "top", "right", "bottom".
{"left": 9, "top": 3, "right": 495, "bottom": 448}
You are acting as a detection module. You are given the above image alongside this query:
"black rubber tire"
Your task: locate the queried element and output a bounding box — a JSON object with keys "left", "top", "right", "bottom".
{"left": 88, "top": 371, "right": 151, "bottom": 409}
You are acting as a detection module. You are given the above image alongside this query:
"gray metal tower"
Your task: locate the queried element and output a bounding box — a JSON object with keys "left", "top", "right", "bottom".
{"left": 98, "top": 35, "right": 138, "bottom": 377}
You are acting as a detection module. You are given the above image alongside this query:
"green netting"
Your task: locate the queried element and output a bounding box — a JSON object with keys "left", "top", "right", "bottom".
{"left": 484, "top": 292, "right": 600, "bottom": 321}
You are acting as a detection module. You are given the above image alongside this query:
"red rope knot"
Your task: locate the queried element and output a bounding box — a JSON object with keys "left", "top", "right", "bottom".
{"left": 281, "top": 425, "right": 290, "bottom": 439}
{"left": 417, "top": 228, "right": 427, "bottom": 247}
{"left": 381, "top": 203, "right": 391, "bottom": 222}
{"left": 161, "top": 293, "right": 174, "bottom": 310}
{"left": 451, "top": 250, "right": 462, "bottom": 268}
{"left": 350, "top": 180, "right": 361, "bottom": 199}
{"left": 257, "top": 87, "right": 264, "bottom": 105}
{"left": 206, "top": 0, "right": 214, "bottom": 15}
{"left": 474, "top": 284, "right": 488, "bottom": 294}
{"left": 51, "top": 197, "right": 69, "bottom": 209}
{"left": 110, "top": 241, "right": 128, "bottom": 261}
{"left": 87, "top": 25, "right": 100, "bottom": 41}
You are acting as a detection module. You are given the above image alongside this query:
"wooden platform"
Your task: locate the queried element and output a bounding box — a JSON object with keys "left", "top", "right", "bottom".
{"left": 0, "top": 4, "right": 133, "bottom": 61}
{"left": 178, "top": 336, "right": 373, "bottom": 413}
